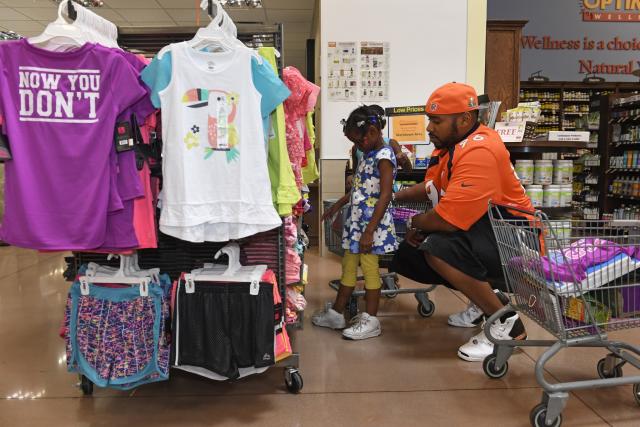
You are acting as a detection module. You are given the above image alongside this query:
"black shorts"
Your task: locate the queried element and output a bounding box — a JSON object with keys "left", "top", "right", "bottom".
{"left": 172, "top": 281, "right": 275, "bottom": 380}
{"left": 389, "top": 213, "right": 508, "bottom": 292}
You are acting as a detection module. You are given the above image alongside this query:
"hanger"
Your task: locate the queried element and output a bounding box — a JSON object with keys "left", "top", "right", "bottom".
{"left": 73, "top": 1, "right": 119, "bottom": 48}
{"left": 185, "top": 242, "right": 267, "bottom": 296}
{"left": 28, "top": 0, "right": 89, "bottom": 51}
{"left": 79, "top": 254, "right": 154, "bottom": 297}
{"left": 86, "top": 253, "right": 160, "bottom": 284}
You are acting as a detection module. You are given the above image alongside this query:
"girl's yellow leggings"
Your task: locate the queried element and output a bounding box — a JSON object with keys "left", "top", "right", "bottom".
{"left": 341, "top": 250, "right": 381, "bottom": 290}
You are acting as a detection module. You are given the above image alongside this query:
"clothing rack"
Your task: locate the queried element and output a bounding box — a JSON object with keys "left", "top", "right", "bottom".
{"left": 63, "top": 22, "right": 302, "bottom": 393}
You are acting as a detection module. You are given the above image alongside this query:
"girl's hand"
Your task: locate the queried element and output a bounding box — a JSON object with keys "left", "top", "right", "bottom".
{"left": 359, "top": 229, "right": 374, "bottom": 253}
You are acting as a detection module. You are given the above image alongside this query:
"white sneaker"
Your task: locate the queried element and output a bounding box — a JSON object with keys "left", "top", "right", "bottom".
{"left": 342, "top": 313, "right": 381, "bottom": 340}
{"left": 457, "top": 313, "right": 527, "bottom": 362}
{"left": 448, "top": 290, "right": 510, "bottom": 328}
{"left": 448, "top": 301, "right": 484, "bottom": 328}
{"left": 312, "top": 304, "right": 346, "bottom": 330}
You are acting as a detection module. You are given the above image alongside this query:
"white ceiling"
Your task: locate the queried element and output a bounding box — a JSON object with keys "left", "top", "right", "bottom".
{"left": 0, "top": 0, "right": 315, "bottom": 74}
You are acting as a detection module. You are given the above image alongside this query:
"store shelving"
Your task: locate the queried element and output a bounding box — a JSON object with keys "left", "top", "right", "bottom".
{"left": 519, "top": 82, "right": 638, "bottom": 137}
{"left": 591, "top": 92, "right": 640, "bottom": 219}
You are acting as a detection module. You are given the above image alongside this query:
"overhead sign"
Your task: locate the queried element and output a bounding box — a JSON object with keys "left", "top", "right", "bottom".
{"left": 582, "top": 0, "right": 640, "bottom": 22}
{"left": 489, "top": 0, "right": 640, "bottom": 81}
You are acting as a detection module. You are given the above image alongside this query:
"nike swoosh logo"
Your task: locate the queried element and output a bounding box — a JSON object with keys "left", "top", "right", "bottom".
{"left": 461, "top": 183, "right": 473, "bottom": 188}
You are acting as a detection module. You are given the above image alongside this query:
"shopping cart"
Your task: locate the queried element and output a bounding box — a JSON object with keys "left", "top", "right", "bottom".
{"left": 484, "top": 202, "right": 640, "bottom": 427}
{"left": 323, "top": 199, "right": 436, "bottom": 318}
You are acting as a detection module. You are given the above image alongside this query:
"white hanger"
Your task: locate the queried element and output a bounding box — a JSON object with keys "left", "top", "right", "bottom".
{"left": 73, "top": 2, "right": 119, "bottom": 49}
{"left": 29, "top": 0, "right": 88, "bottom": 51}
{"left": 159, "top": 0, "right": 263, "bottom": 63}
{"left": 83, "top": 253, "right": 160, "bottom": 295}
{"left": 80, "top": 254, "right": 153, "bottom": 297}
{"left": 185, "top": 242, "right": 267, "bottom": 296}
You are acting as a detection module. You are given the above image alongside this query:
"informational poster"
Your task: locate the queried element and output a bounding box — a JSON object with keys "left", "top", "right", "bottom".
{"left": 360, "top": 41, "right": 390, "bottom": 102}
{"left": 327, "top": 41, "right": 358, "bottom": 101}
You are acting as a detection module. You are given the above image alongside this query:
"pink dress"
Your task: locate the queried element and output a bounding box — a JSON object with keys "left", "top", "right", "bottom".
{"left": 282, "top": 67, "right": 320, "bottom": 189}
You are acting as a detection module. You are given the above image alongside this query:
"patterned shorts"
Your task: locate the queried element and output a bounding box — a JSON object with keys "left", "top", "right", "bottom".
{"left": 63, "top": 274, "right": 171, "bottom": 390}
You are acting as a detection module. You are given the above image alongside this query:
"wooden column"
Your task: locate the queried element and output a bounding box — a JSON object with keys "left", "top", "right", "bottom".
{"left": 485, "top": 20, "right": 528, "bottom": 117}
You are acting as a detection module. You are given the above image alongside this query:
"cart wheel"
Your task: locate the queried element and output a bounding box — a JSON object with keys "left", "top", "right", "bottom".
{"left": 348, "top": 297, "right": 359, "bottom": 318}
{"left": 597, "top": 357, "right": 623, "bottom": 379}
{"left": 80, "top": 375, "right": 93, "bottom": 396}
{"left": 417, "top": 301, "right": 435, "bottom": 318}
{"left": 530, "top": 403, "right": 562, "bottom": 427}
{"left": 482, "top": 355, "right": 509, "bottom": 379}
{"left": 383, "top": 276, "right": 399, "bottom": 299}
{"left": 633, "top": 383, "right": 640, "bottom": 406}
{"left": 285, "top": 370, "right": 303, "bottom": 394}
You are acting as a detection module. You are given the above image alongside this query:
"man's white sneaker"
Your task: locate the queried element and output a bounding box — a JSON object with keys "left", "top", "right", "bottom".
{"left": 342, "top": 313, "right": 381, "bottom": 340}
{"left": 311, "top": 304, "right": 346, "bottom": 330}
{"left": 448, "top": 290, "right": 510, "bottom": 328}
{"left": 457, "top": 313, "right": 527, "bottom": 362}
{"left": 448, "top": 301, "right": 484, "bottom": 328}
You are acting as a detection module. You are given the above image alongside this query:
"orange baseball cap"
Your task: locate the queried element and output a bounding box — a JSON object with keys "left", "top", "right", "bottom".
{"left": 425, "top": 82, "right": 479, "bottom": 115}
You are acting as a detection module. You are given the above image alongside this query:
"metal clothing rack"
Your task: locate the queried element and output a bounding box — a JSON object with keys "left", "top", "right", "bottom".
{"left": 64, "top": 20, "right": 302, "bottom": 393}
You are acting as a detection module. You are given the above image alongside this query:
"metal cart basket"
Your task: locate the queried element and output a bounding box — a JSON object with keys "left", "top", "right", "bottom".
{"left": 323, "top": 198, "right": 436, "bottom": 318}
{"left": 484, "top": 202, "right": 640, "bottom": 427}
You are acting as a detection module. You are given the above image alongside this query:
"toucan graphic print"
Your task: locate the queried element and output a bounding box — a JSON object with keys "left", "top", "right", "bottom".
{"left": 182, "top": 88, "right": 240, "bottom": 162}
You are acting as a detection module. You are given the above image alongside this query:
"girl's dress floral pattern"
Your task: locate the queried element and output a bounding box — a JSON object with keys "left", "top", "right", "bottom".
{"left": 342, "top": 145, "right": 398, "bottom": 255}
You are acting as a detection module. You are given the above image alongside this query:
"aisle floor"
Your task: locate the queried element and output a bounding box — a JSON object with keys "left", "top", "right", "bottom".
{"left": 0, "top": 246, "right": 638, "bottom": 426}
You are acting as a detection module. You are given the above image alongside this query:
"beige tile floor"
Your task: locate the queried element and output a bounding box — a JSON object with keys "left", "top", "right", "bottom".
{"left": 0, "top": 246, "right": 638, "bottom": 426}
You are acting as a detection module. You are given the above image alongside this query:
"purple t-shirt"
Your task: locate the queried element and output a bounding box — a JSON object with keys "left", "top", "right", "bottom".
{"left": 0, "top": 40, "right": 149, "bottom": 250}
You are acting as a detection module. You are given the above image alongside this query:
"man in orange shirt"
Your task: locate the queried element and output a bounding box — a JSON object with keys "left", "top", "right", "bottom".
{"left": 391, "top": 82, "right": 533, "bottom": 362}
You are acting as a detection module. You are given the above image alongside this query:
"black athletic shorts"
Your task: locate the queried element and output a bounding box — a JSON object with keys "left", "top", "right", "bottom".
{"left": 389, "top": 213, "right": 508, "bottom": 292}
{"left": 172, "top": 281, "right": 275, "bottom": 380}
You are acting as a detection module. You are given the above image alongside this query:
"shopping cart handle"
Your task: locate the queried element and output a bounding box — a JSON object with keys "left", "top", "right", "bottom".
{"left": 488, "top": 200, "right": 536, "bottom": 216}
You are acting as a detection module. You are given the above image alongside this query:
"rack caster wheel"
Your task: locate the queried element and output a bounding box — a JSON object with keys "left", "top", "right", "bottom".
{"left": 285, "top": 369, "right": 303, "bottom": 394}
{"left": 633, "top": 383, "right": 640, "bottom": 406}
{"left": 382, "top": 276, "right": 399, "bottom": 299}
{"left": 417, "top": 300, "right": 435, "bottom": 318}
{"left": 530, "top": 403, "right": 562, "bottom": 427}
{"left": 79, "top": 375, "right": 93, "bottom": 396}
{"left": 482, "top": 355, "right": 509, "bottom": 379}
{"left": 597, "top": 357, "right": 623, "bottom": 379}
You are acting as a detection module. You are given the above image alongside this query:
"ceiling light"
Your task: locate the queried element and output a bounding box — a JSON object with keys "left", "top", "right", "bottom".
{"left": 51, "top": 0, "right": 104, "bottom": 8}
{"left": 0, "top": 30, "right": 22, "bottom": 40}
{"left": 219, "top": 0, "right": 263, "bottom": 8}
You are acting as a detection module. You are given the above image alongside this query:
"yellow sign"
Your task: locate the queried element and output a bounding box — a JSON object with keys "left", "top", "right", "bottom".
{"left": 391, "top": 115, "right": 426, "bottom": 142}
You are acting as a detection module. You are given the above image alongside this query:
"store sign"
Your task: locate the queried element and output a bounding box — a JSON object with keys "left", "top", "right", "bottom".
{"left": 582, "top": 0, "right": 640, "bottom": 22}
{"left": 489, "top": 0, "right": 640, "bottom": 81}
{"left": 391, "top": 115, "right": 426, "bottom": 142}
{"left": 548, "top": 131, "right": 590, "bottom": 142}
{"left": 494, "top": 122, "right": 526, "bottom": 142}
{"left": 385, "top": 105, "right": 426, "bottom": 116}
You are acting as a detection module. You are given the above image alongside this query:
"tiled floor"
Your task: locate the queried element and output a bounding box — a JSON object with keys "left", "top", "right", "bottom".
{"left": 0, "top": 246, "right": 638, "bottom": 426}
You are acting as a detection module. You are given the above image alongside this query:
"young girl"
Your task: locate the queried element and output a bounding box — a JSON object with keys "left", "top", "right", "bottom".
{"left": 313, "top": 105, "right": 398, "bottom": 340}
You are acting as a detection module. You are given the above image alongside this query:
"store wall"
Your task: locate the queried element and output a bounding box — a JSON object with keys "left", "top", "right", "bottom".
{"left": 489, "top": 0, "right": 640, "bottom": 82}
{"left": 318, "top": 0, "right": 486, "bottom": 253}
{"left": 320, "top": 0, "right": 470, "bottom": 161}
